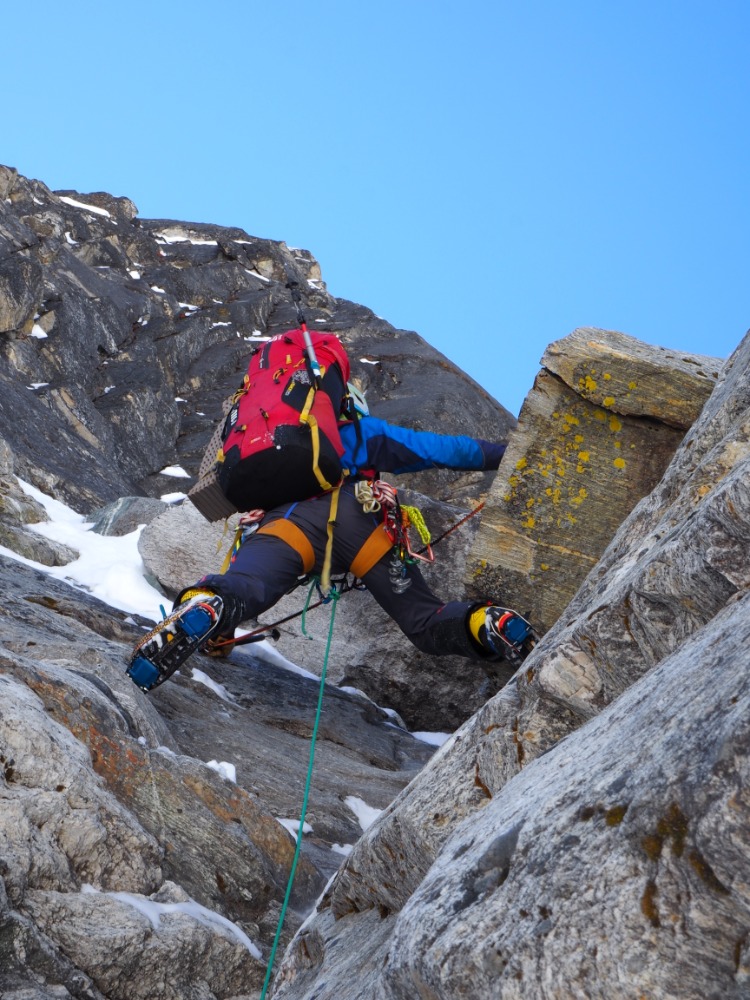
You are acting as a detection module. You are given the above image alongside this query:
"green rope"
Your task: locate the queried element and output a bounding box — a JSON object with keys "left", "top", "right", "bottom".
{"left": 259, "top": 585, "right": 340, "bottom": 999}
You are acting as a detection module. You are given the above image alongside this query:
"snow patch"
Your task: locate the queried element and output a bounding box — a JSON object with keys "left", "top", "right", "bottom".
{"left": 59, "top": 195, "right": 111, "bottom": 218}
{"left": 80, "top": 885, "right": 261, "bottom": 959}
{"left": 206, "top": 759, "right": 237, "bottom": 782}
{"left": 30, "top": 324, "right": 48, "bottom": 339}
{"left": 276, "top": 818, "right": 313, "bottom": 842}
{"left": 14, "top": 479, "right": 164, "bottom": 621}
{"left": 191, "top": 669, "right": 234, "bottom": 703}
{"left": 159, "top": 465, "right": 190, "bottom": 478}
{"left": 331, "top": 843, "right": 354, "bottom": 856}
{"left": 154, "top": 228, "right": 218, "bottom": 246}
{"left": 411, "top": 731, "right": 452, "bottom": 747}
{"left": 245, "top": 638, "right": 318, "bottom": 680}
{"left": 344, "top": 796, "right": 382, "bottom": 831}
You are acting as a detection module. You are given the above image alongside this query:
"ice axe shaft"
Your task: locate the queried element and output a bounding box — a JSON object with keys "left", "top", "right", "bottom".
{"left": 286, "top": 279, "right": 322, "bottom": 385}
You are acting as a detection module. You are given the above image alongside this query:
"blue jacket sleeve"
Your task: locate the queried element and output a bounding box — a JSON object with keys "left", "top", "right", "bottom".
{"left": 339, "top": 416, "right": 506, "bottom": 476}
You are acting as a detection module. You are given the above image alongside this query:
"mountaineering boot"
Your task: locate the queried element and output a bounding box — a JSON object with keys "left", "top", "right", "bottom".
{"left": 127, "top": 589, "right": 224, "bottom": 692}
{"left": 469, "top": 604, "right": 537, "bottom": 667}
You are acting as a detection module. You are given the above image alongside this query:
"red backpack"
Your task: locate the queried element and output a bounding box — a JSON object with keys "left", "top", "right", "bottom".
{"left": 215, "top": 329, "right": 351, "bottom": 511}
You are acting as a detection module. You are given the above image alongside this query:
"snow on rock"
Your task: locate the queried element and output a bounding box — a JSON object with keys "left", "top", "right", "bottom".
{"left": 192, "top": 669, "right": 234, "bottom": 703}
{"left": 59, "top": 195, "right": 111, "bottom": 217}
{"left": 276, "top": 818, "right": 313, "bottom": 842}
{"left": 205, "top": 759, "right": 237, "bottom": 782}
{"left": 344, "top": 796, "right": 382, "bottom": 832}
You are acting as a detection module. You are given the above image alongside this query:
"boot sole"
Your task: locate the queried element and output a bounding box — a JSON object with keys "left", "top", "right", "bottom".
{"left": 127, "top": 599, "right": 223, "bottom": 691}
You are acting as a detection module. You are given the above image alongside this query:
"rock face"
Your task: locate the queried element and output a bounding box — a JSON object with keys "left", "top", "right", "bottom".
{"left": 0, "top": 555, "right": 433, "bottom": 999}
{"left": 272, "top": 329, "right": 750, "bottom": 999}
{"left": 467, "top": 327, "right": 721, "bottom": 633}
{"left": 0, "top": 163, "right": 514, "bottom": 516}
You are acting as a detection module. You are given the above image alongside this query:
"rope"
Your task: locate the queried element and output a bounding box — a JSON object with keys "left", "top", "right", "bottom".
{"left": 401, "top": 505, "right": 431, "bottom": 546}
{"left": 416, "top": 500, "right": 485, "bottom": 555}
{"left": 258, "top": 585, "right": 340, "bottom": 999}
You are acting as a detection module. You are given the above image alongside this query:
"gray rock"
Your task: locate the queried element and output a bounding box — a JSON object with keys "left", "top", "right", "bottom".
{"left": 0, "top": 435, "right": 14, "bottom": 475}
{"left": 0, "top": 255, "right": 42, "bottom": 334}
{"left": 0, "top": 550, "right": 434, "bottom": 995}
{"left": 369, "top": 592, "right": 750, "bottom": 1000}
{"left": 0, "top": 675, "right": 163, "bottom": 906}
{"left": 0, "top": 475, "right": 47, "bottom": 525}
{"left": 137, "top": 500, "right": 240, "bottom": 596}
{"left": 270, "top": 329, "right": 750, "bottom": 999}
{"left": 0, "top": 374, "right": 136, "bottom": 513}
{"left": 23, "top": 884, "right": 264, "bottom": 1000}
{"left": 88, "top": 495, "right": 170, "bottom": 537}
{"left": 467, "top": 327, "right": 720, "bottom": 634}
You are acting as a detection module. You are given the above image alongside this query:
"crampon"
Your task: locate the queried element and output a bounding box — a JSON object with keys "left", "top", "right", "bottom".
{"left": 127, "top": 595, "right": 224, "bottom": 692}
{"left": 485, "top": 607, "right": 538, "bottom": 668}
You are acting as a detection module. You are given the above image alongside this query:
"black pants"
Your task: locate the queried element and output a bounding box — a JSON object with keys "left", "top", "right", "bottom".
{"left": 199, "top": 485, "right": 490, "bottom": 661}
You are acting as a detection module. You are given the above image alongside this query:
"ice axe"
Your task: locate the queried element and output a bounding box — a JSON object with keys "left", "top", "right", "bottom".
{"left": 285, "top": 277, "right": 322, "bottom": 387}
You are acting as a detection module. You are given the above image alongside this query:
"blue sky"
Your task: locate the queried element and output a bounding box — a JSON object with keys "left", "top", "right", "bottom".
{"left": 4, "top": 1, "right": 748, "bottom": 417}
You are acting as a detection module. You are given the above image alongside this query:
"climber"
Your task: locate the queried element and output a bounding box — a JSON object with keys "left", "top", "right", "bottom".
{"left": 127, "top": 331, "right": 536, "bottom": 692}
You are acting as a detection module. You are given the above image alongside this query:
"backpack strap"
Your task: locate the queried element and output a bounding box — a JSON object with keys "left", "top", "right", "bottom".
{"left": 299, "top": 386, "right": 340, "bottom": 492}
{"left": 319, "top": 486, "right": 341, "bottom": 596}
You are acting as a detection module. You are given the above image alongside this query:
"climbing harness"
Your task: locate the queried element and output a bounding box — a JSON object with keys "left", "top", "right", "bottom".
{"left": 208, "top": 495, "right": 486, "bottom": 651}
{"left": 258, "top": 583, "right": 341, "bottom": 1000}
